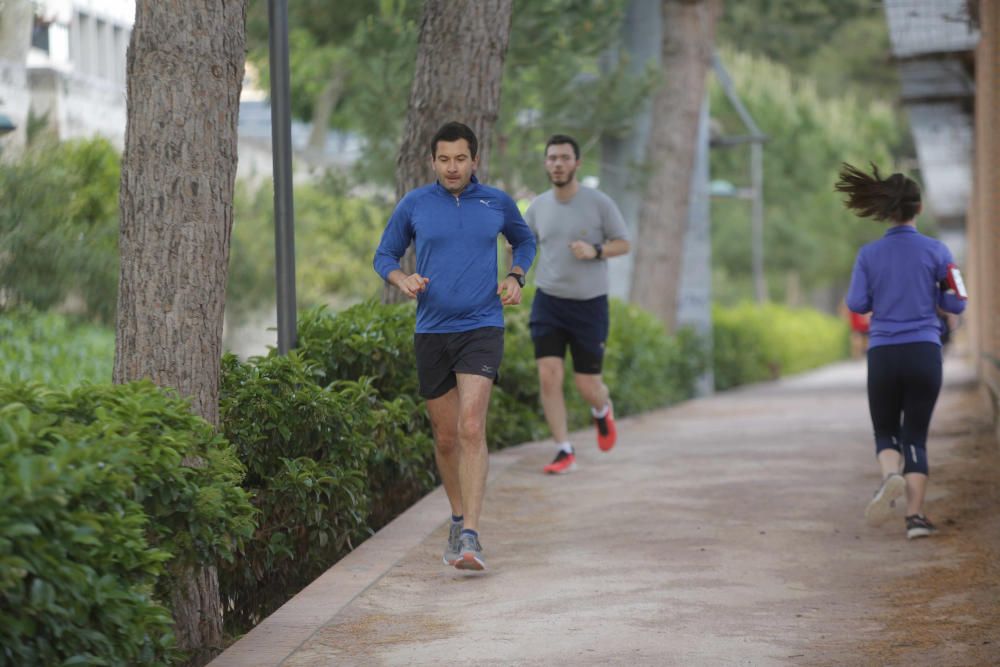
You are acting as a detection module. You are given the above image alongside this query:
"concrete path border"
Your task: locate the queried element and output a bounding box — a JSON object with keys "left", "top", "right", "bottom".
{"left": 209, "top": 440, "right": 550, "bottom": 666}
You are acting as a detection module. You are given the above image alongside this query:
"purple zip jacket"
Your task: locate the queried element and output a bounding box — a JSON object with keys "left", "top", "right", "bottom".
{"left": 846, "top": 225, "right": 966, "bottom": 349}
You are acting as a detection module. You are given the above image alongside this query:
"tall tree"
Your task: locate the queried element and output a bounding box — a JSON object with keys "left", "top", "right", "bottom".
{"left": 115, "top": 0, "right": 247, "bottom": 659}
{"left": 600, "top": 0, "right": 662, "bottom": 299}
{"left": 383, "top": 0, "right": 514, "bottom": 303}
{"left": 631, "top": 0, "right": 721, "bottom": 329}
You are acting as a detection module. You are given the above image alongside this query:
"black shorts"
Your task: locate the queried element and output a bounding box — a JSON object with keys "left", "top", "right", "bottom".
{"left": 529, "top": 289, "right": 609, "bottom": 375}
{"left": 414, "top": 326, "right": 504, "bottom": 399}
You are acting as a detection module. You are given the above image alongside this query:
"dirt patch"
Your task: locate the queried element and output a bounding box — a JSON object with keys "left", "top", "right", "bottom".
{"left": 863, "top": 389, "right": 1000, "bottom": 666}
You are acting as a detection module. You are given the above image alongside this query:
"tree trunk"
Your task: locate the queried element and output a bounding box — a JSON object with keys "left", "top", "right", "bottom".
{"left": 306, "top": 64, "right": 348, "bottom": 155}
{"left": 115, "top": 0, "right": 246, "bottom": 658}
{"left": 631, "top": 0, "right": 720, "bottom": 330}
{"left": 383, "top": 0, "right": 513, "bottom": 303}
{"left": 600, "top": 0, "right": 662, "bottom": 300}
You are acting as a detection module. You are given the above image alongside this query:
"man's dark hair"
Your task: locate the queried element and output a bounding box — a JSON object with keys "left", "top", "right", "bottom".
{"left": 545, "top": 134, "right": 580, "bottom": 160}
{"left": 431, "top": 121, "right": 478, "bottom": 159}
{"left": 835, "top": 162, "right": 921, "bottom": 223}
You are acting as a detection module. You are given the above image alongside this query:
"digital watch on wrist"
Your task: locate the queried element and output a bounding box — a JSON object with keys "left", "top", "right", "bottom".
{"left": 507, "top": 272, "right": 525, "bottom": 288}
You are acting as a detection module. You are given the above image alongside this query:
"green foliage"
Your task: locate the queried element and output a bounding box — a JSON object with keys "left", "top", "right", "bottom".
{"left": 709, "top": 50, "right": 905, "bottom": 303}
{"left": 0, "top": 138, "right": 120, "bottom": 324}
{"left": 0, "top": 381, "right": 255, "bottom": 666}
{"left": 217, "top": 349, "right": 434, "bottom": 631}
{"left": 246, "top": 0, "right": 420, "bottom": 183}
{"left": 0, "top": 309, "right": 115, "bottom": 387}
{"left": 228, "top": 181, "right": 389, "bottom": 321}
{"left": 292, "top": 292, "right": 704, "bottom": 450}
{"left": 245, "top": 0, "right": 646, "bottom": 189}
{"left": 491, "top": 0, "right": 654, "bottom": 192}
{"left": 718, "top": 0, "right": 887, "bottom": 88}
{"left": 295, "top": 301, "right": 419, "bottom": 397}
{"left": 712, "top": 302, "right": 849, "bottom": 391}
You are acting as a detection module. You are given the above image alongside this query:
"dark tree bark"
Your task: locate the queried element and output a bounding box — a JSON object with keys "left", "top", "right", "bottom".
{"left": 383, "top": 0, "right": 514, "bottom": 303}
{"left": 631, "top": 0, "right": 721, "bottom": 329}
{"left": 115, "top": 0, "right": 247, "bottom": 659}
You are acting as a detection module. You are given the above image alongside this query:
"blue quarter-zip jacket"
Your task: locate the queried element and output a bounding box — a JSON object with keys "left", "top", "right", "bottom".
{"left": 374, "top": 176, "right": 536, "bottom": 334}
{"left": 846, "top": 225, "right": 966, "bottom": 349}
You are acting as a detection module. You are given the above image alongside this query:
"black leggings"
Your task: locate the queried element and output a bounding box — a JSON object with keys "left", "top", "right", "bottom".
{"left": 866, "top": 343, "right": 942, "bottom": 475}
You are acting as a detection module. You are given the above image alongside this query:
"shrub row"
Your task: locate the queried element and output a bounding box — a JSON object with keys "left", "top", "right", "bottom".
{"left": 712, "top": 302, "right": 849, "bottom": 390}
{"left": 0, "top": 382, "right": 254, "bottom": 667}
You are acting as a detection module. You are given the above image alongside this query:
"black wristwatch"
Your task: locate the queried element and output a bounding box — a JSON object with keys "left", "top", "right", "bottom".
{"left": 593, "top": 243, "right": 604, "bottom": 260}
{"left": 506, "top": 272, "right": 525, "bottom": 288}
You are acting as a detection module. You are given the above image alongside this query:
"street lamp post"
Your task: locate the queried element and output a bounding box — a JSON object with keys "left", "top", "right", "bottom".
{"left": 268, "top": 0, "right": 297, "bottom": 354}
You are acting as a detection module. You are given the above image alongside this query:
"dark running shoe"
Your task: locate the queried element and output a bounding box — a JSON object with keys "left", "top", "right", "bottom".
{"left": 906, "top": 514, "right": 938, "bottom": 540}
{"left": 595, "top": 403, "right": 617, "bottom": 452}
{"left": 455, "top": 533, "right": 485, "bottom": 571}
{"left": 543, "top": 449, "right": 577, "bottom": 474}
{"left": 865, "top": 473, "right": 905, "bottom": 526}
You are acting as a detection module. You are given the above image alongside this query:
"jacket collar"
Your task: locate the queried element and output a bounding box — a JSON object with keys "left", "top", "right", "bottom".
{"left": 885, "top": 224, "right": 918, "bottom": 236}
{"left": 434, "top": 173, "right": 481, "bottom": 198}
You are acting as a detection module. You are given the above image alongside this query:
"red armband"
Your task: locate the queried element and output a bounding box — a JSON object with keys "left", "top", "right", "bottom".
{"left": 945, "top": 263, "right": 968, "bottom": 300}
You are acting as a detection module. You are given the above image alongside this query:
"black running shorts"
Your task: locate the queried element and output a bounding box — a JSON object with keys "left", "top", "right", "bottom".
{"left": 414, "top": 326, "right": 504, "bottom": 399}
{"left": 529, "top": 289, "right": 609, "bottom": 375}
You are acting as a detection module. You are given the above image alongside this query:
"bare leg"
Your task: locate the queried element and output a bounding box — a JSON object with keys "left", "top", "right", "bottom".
{"left": 877, "top": 449, "right": 902, "bottom": 479}
{"left": 905, "top": 473, "right": 928, "bottom": 516}
{"left": 573, "top": 372, "right": 610, "bottom": 412}
{"left": 454, "top": 373, "right": 494, "bottom": 532}
{"left": 426, "top": 387, "right": 462, "bottom": 517}
{"left": 537, "top": 356, "right": 568, "bottom": 444}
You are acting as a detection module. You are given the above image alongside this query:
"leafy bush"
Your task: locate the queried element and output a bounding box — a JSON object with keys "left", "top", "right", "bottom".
{"left": 0, "top": 139, "right": 120, "bottom": 324}
{"left": 295, "top": 301, "right": 419, "bottom": 398}
{"left": 293, "top": 294, "right": 706, "bottom": 450}
{"left": 0, "top": 381, "right": 255, "bottom": 666}
{"left": 712, "top": 302, "right": 849, "bottom": 390}
{"left": 217, "top": 351, "right": 434, "bottom": 631}
{"left": 0, "top": 309, "right": 115, "bottom": 387}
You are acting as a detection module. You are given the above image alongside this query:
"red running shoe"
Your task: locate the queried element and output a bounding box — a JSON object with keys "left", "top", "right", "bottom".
{"left": 595, "top": 404, "right": 617, "bottom": 451}
{"left": 543, "top": 449, "right": 577, "bottom": 474}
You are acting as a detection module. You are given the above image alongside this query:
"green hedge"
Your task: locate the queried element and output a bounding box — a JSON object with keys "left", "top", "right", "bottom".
{"left": 217, "top": 352, "right": 434, "bottom": 631}
{"left": 290, "top": 295, "right": 706, "bottom": 450}
{"left": 0, "top": 309, "right": 114, "bottom": 388}
{"left": 0, "top": 382, "right": 254, "bottom": 667}
{"left": 712, "top": 302, "right": 849, "bottom": 390}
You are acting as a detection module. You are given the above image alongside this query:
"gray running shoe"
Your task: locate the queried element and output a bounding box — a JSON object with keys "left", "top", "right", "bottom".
{"left": 443, "top": 520, "right": 463, "bottom": 565}
{"left": 865, "top": 473, "right": 905, "bottom": 526}
{"left": 454, "top": 532, "right": 486, "bottom": 571}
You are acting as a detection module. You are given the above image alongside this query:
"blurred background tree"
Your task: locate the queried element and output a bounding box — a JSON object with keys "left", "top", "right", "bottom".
{"left": 1, "top": 0, "right": 916, "bottom": 356}
{"left": 0, "top": 137, "right": 120, "bottom": 324}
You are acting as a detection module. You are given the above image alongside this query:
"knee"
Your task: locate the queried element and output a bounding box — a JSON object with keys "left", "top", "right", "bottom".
{"left": 433, "top": 426, "right": 459, "bottom": 455}
{"left": 538, "top": 364, "right": 563, "bottom": 392}
{"left": 457, "top": 414, "right": 486, "bottom": 445}
{"left": 574, "top": 374, "right": 604, "bottom": 400}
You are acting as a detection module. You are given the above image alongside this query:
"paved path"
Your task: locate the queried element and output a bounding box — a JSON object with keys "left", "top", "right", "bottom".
{"left": 211, "top": 358, "right": 998, "bottom": 666}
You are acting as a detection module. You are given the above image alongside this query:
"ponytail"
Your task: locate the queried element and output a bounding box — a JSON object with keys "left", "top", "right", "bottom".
{"left": 835, "top": 162, "right": 921, "bottom": 223}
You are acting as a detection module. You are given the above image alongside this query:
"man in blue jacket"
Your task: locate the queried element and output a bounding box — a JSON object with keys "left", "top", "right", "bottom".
{"left": 373, "top": 121, "right": 536, "bottom": 571}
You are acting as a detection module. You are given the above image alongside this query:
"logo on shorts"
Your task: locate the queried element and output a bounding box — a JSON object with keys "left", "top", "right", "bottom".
{"left": 481, "top": 365, "right": 494, "bottom": 374}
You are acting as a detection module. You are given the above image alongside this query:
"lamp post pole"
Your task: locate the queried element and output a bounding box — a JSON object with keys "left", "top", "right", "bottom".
{"left": 268, "top": 0, "right": 297, "bottom": 353}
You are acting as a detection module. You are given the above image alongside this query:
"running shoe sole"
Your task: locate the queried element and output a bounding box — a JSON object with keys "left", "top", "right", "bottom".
{"left": 544, "top": 462, "right": 577, "bottom": 474}
{"left": 865, "top": 474, "right": 905, "bottom": 526}
{"left": 455, "top": 553, "right": 486, "bottom": 571}
{"left": 906, "top": 526, "right": 934, "bottom": 539}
